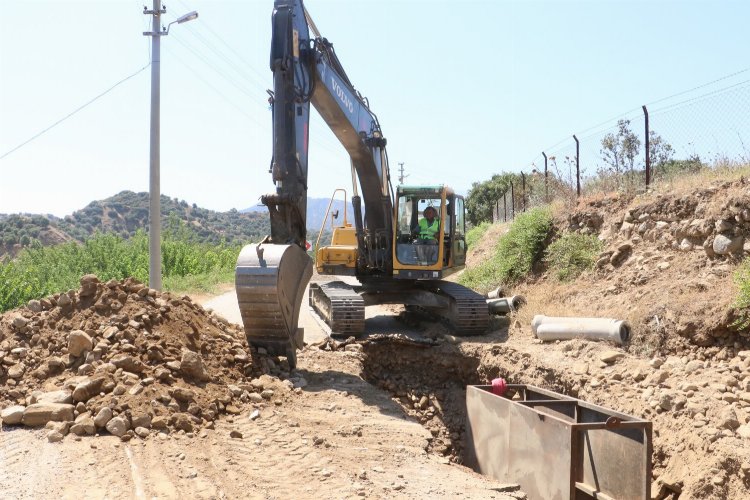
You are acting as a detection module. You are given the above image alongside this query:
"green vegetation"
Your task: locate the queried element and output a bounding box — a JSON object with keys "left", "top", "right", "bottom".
{"left": 459, "top": 208, "right": 552, "bottom": 292}
{"left": 545, "top": 232, "right": 602, "bottom": 281}
{"left": 465, "top": 222, "right": 491, "bottom": 249}
{"left": 1, "top": 191, "right": 270, "bottom": 257}
{"left": 733, "top": 257, "right": 750, "bottom": 330}
{"left": 0, "top": 229, "right": 240, "bottom": 313}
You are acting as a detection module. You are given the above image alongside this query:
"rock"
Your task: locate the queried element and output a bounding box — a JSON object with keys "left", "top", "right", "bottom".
{"left": 610, "top": 243, "right": 632, "bottom": 266}
{"left": 600, "top": 350, "right": 624, "bottom": 364}
{"left": 230, "top": 430, "right": 243, "bottom": 439}
{"left": 35, "top": 390, "right": 73, "bottom": 405}
{"left": 12, "top": 316, "right": 29, "bottom": 330}
{"left": 134, "top": 427, "right": 150, "bottom": 438}
{"left": 70, "top": 417, "right": 95, "bottom": 436}
{"left": 1, "top": 405, "right": 26, "bottom": 425}
{"left": 151, "top": 416, "right": 169, "bottom": 430}
{"left": 27, "top": 299, "right": 42, "bottom": 313}
{"left": 79, "top": 274, "right": 100, "bottom": 297}
{"left": 111, "top": 355, "right": 145, "bottom": 374}
{"left": 737, "top": 424, "right": 750, "bottom": 439}
{"left": 131, "top": 413, "right": 152, "bottom": 429}
{"left": 261, "top": 390, "right": 274, "bottom": 400}
{"left": 68, "top": 330, "right": 93, "bottom": 357}
{"left": 170, "top": 413, "right": 194, "bottom": 432}
{"left": 678, "top": 238, "right": 693, "bottom": 251}
{"left": 180, "top": 351, "right": 209, "bottom": 381}
{"left": 573, "top": 363, "right": 589, "bottom": 375}
{"left": 658, "top": 392, "right": 675, "bottom": 411}
{"left": 94, "top": 407, "right": 113, "bottom": 428}
{"left": 57, "top": 293, "right": 72, "bottom": 307}
{"left": 105, "top": 416, "right": 130, "bottom": 437}
{"left": 250, "top": 410, "right": 260, "bottom": 421}
{"left": 22, "top": 403, "right": 75, "bottom": 426}
{"left": 170, "top": 387, "right": 196, "bottom": 402}
{"left": 713, "top": 234, "right": 743, "bottom": 255}
{"left": 47, "top": 431, "right": 65, "bottom": 443}
{"left": 72, "top": 377, "right": 105, "bottom": 402}
{"left": 8, "top": 363, "right": 25, "bottom": 379}
{"left": 650, "top": 358, "right": 664, "bottom": 368}
{"left": 717, "top": 407, "right": 740, "bottom": 430}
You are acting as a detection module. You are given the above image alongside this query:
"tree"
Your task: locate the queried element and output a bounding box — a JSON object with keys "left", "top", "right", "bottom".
{"left": 600, "top": 119, "right": 641, "bottom": 175}
{"left": 466, "top": 172, "right": 519, "bottom": 225}
{"left": 648, "top": 130, "right": 674, "bottom": 167}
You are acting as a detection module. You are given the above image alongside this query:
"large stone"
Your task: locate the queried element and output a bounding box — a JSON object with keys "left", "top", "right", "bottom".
{"left": 12, "top": 316, "right": 29, "bottom": 330}
{"left": 27, "top": 299, "right": 42, "bottom": 313}
{"left": 131, "top": 413, "right": 152, "bottom": 429}
{"left": 93, "top": 407, "right": 113, "bottom": 428}
{"left": 737, "top": 424, "right": 750, "bottom": 439}
{"left": 105, "top": 416, "right": 130, "bottom": 437}
{"left": 713, "top": 234, "right": 743, "bottom": 256}
{"left": 111, "top": 355, "right": 145, "bottom": 374}
{"left": 68, "top": 330, "right": 93, "bottom": 357}
{"left": 170, "top": 412, "right": 195, "bottom": 432}
{"left": 1, "top": 405, "right": 26, "bottom": 425}
{"left": 72, "top": 377, "right": 105, "bottom": 402}
{"left": 180, "top": 351, "right": 209, "bottom": 381}
{"left": 79, "top": 274, "right": 100, "bottom": 297}
{"left": 8, "top": 363, "right": 25, "bottom": 379}
{"left": 35, "top": 390, "right": 73, "bottom": 405}
{"left": 70, "top": 416, "right": 96, "bottom": 436}
{"left": 22, "top": 403, "right": 75, "bottom": 426}
{"left": 717, "top": 407, "right": 740, "bottom": 430}
{"left": 57, "top": 293, "right": 72, "bottom": 307}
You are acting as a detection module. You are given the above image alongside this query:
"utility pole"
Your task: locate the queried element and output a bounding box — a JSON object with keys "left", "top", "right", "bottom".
{"left": 143, "top": 2, "right": 198, "bottom": 291}
{"left": 398, "top": 162, "right": 409, "bottom": 185}
{"left": 145, "top": 0, "right": 164, "bottom": 291}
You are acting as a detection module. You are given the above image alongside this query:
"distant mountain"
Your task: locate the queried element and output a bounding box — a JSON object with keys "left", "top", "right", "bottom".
{"left": 0, "top": 191, "right": 270, "bottom": 257}
{"left": 242, "top": 197, "right": 355, "bottom": 233}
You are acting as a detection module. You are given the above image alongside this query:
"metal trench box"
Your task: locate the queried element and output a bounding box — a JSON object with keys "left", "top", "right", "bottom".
{"left": 465, "top": 385, "right": 652, "bottom": 500}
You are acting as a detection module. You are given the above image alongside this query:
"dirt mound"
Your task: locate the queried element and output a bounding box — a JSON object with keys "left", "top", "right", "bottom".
{"left": 0, "top": 275, "right": 294, "bottom": 441}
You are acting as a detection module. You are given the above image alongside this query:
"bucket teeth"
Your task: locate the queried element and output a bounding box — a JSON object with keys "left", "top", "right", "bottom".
{"left": 235, "top": 243, "right": 312, "bottom": 360}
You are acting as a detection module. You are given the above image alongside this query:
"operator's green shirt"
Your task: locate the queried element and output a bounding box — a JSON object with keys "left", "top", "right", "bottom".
{"left": 418, "top": 218, "right": 440, "bottom": 239}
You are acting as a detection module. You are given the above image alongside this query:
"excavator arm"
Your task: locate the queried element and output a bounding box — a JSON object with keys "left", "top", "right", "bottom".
{"left": 236, "top": 0, "right": 393, "bottom": 367}
{"left": 264, "top": 0, "right": 393, "bottom": 273}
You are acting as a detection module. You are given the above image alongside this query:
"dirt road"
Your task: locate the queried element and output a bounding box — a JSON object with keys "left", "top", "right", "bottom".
{"left": 0, "top": 283, "right": 517, "bottom": 500}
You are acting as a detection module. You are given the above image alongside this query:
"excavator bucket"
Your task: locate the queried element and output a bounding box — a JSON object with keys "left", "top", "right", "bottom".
{"left": 235, "top": 243, "right": 313, "bottom": 369}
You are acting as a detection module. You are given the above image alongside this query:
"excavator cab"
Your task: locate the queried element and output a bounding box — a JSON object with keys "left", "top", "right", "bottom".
{"left": 392, "top": 185, "right": 466, "bottom": 280}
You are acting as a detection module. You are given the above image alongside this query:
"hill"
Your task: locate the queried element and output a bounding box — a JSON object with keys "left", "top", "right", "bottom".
{"left": 0, "top": 191, "right": 270, "bottom": 257}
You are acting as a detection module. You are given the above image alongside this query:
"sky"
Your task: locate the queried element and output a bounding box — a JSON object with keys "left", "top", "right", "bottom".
{"left": 1, "top": 0, "right": 748, "bottom": 217}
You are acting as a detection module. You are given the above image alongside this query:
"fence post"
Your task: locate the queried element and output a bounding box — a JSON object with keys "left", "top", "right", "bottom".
{"left": 542, "top": 152, "right": 548, "bottom": 202}
{"left": 643, "top": 105, "right": 650, "bottom": 188}
{"left": 573, "top": 134, "right": 581, "bottom": 197}
{"left": 503, "top": 188, "right": 508, "bottom": 222}
{"left": 521, "top": 172, "right": 526, "bottom": 212}
{"left": 510, "top": 180, "right": 515, "bottom": 219}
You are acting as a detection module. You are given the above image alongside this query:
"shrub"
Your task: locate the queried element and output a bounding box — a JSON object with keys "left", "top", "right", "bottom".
{"left": 459, "top": 208, "right": 552, "bottom": 292}
{"left": 545, "top": 232, "right": 602, "bottom": 281}
{"left": 733, "top": 258, "right": 750, "bottom": 329}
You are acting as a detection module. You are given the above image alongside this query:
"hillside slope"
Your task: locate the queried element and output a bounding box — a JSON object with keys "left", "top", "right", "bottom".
{"left": 0, "top": 191, "right": 270, "bottom": 257}
{"left": 463, "top": 176, "right": 750, "bottom": 498}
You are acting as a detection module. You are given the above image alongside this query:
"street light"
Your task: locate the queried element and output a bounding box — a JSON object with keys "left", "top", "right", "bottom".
{"left": 143, "top": 1, "right": 198, "bottom": 291}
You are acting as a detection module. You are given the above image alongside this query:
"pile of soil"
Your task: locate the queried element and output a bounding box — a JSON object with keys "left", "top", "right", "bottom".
{"left": 0, "top": 275, "right": 294, "bottom": 441}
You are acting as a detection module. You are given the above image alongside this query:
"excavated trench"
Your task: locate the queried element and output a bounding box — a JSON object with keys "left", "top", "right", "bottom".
{"left": 360, "top": 339, "right": 579, "bottom": 464}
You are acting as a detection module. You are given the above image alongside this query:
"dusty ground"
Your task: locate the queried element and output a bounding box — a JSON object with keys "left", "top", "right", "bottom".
{"left": 0, "top": 345, "right": 516, "bottom": 500}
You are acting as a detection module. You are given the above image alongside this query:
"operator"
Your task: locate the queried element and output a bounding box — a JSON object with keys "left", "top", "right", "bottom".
{"left": 414, "top": 206, "right": 440, "bottom": 244}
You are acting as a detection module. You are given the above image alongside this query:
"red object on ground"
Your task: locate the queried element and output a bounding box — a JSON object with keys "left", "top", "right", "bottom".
{"left": 491, "top": 377, "right": 508, "bottom": 396}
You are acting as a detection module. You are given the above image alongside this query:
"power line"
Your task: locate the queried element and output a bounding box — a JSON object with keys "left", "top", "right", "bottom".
{"left": 1, "top": 63, "right": 151, "bottom": 161}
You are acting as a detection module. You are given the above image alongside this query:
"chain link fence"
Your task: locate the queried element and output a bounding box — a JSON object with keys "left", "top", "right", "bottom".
{"left": 488, "top": 77, "right": 750, "bottom": 222}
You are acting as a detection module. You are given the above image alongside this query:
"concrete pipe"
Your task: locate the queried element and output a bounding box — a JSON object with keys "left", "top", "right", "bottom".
{"left": 486, "top": 287, "right": 506, "bottom": 300}
{"left": 531, "top": 315, "right": 630, "bottom": 345}
{"left": 486, "top": 296, "right": 525, "bottom": 315}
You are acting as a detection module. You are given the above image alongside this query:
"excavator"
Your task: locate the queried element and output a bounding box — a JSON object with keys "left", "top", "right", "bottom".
{"left": 235, "top": 0, "right": 489, "bottom": 368}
